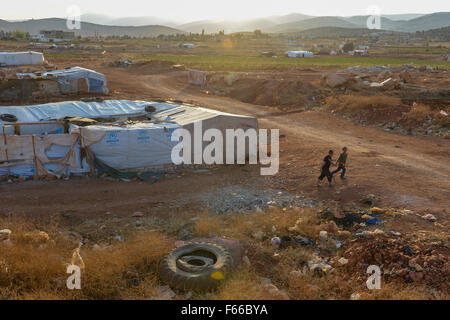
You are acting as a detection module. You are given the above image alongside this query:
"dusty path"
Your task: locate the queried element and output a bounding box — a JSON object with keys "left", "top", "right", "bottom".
{"left": 103, "top": 68, "right": 450, "bottom": 214}
{"left": 1, "top": 66, "right": 448, "bottom": 226}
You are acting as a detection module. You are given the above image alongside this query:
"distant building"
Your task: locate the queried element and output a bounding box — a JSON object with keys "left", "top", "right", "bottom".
{"left": 358, "top": 45, "right": 370, "bottom": 50}
{"left": 353, "top": 49, "right": 369, "bottom": 56}
{"left": 286, "top": 51, "right": 314, "bottom": 58}
{"left": 38, "top": 30, "right": 75, "bottom": 42}
{"left": 447, "top": 54, "right": 450, "bottom": 62}
{"left": 182, "top": 44, "right": 195, "bottom": 49}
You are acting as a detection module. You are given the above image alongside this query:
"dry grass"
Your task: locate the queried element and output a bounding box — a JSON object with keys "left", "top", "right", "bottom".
{"left": 0, "top": 216, "right": 174, "bottom": 300}
{"left": 324, "top": 95, "right": 401, "bottom": 115}
{"left": 1, "top": 207, "right": 446, "bottom": 300}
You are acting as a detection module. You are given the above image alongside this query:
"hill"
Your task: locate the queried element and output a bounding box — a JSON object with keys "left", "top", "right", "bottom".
{"left": 398, "top": 12, "right": 450, "bottom": 32}
{"left": 0, "top": 18, "right": 184, "bottom": 37}
{"left": 267, "top": 16, "right": 360, "bottom": 33}
{"left": 177, "top": 18, "right": 277, "bottom": 34}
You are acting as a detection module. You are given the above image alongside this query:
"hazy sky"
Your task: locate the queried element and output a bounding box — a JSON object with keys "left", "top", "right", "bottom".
{"left": 2, "top": 0, "right": 449, "bottom": 21}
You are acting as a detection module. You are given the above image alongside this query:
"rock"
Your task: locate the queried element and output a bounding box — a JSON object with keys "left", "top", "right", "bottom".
{"left": 326, "top": 221, "right": 339, "bottom": 234}
{"left": 399, "top": 70, "right": 412, "bottom": 83}
{"left": 350, "top": 293, "right": 361, "bottom": 300}
{"left": 408, "top": 258, "right": 423, "bottom": 272}
{"left": 23, "top": 230, "right": 49, "bottom": 244}
{"left": 2, "top": 239, "right": 13, "bottom": 248}
{"left": 224, "top": 73, "right": 240, "bottom": 86}
{"left": 132, "top": 212, "right": 144, "bottom": 218}
{"left": 338, "top": 257, "right": 349, "bottom": 266}
{"left": 308, "top": 259, "right": 333, "bottom": 275}
{"left": 337, "top": 230, "right": 351, "bottom": 238}
{"left": 0, "top": 229, "right": 12, "bottom": 241}
{"left": 252, "top": 230, "right": 265, "bottom": 240}
{"left": 356, "top": 230, "right": 372, "bottom": 238}
{"left": 262, "top": 283, "right": 290, "bottom": 300}
{"left": 259, "top": 277, "right": 272, "bottom": 285}
{"left": 409, "top": 271, "right": 424, "bottom": 283}
{"left": 371, "top": 229, "right": 385, "bottom": 236}
{"left": 294, "top": 236, "right": 314, "bottom": 246}
{"left": 243, "top": 255, "right": 251, "bottom": 266}
{"left": 322, "top": 73, "right": 347, "bottom": 88}
{"left": 319, "top": 231, "right": 328, "bottom": 249}
{"left": 333, "top": 208, "right": 346, "bottom": 219}
{"left": 150, "top": 285, "right": 176, "bottom": 300}
{"left": 361, "top": 194, "right": 378, "bottom": 207}
{"left": 288, "top": 270, "right": 303, "bottom": 288}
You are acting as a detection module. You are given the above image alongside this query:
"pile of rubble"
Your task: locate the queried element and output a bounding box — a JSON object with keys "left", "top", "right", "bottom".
{"left": 341, "top": 64, "right": 437, "bottom": 74}
{"left": 198, "top": 186, "right": 319, "bottom": 214}
{"left": 322, "top": 64, "right": 440, "bottom": 91}
{"left": 109, "top": 58, "right": 132, "bottom": 67}
{"left": 341, "top": 237, "right": 449, "bottom": 291}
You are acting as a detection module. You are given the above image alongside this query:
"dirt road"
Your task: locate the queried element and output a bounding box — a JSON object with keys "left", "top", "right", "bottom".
{"left": 1, "top": 66, "right": 448, "bottom": 228}
{"left": 104, "top": 68, "right": 450, "bottom": 214}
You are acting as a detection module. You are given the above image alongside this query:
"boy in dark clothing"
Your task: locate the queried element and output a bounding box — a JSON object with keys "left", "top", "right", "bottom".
{"left": 317, "top": 150, "right": 334, "bottom": 186}
{"left": 331, "top": 147, "right": 348, "bottom": 180}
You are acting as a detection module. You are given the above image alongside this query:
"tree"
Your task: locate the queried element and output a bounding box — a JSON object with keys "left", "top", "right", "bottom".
{"left": 342, "top": 42, "right": 354, "bottom": 52}
{"left": 11, "top": 30, "right": 27, "bottom": 40}
{"left": 253, "top": 29, "right": 262, "bottom": 38}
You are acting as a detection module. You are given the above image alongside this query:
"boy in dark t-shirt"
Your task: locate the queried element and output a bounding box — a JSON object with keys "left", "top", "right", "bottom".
{"left": 317, "top": 150, "right": 334, "bottom": 187}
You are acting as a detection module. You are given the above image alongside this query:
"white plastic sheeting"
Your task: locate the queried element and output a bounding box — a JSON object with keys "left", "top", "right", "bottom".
{"left": 0, "top": 100, "right": 174, "bottom": 135}
{"left": 0, "top": 133, "right": 85, "bottom": 177}
{"left": 80, "top": 123, "right": 181, "bottom": 170}
{"left": 286, "top": 51, "right": 314, "bottom": 58}
{"left": 0, "top": 51, "right": 44, "bottom": 66}
{"left": 0, "top": 99, "right": 259, "bottom": 177}
{"left": 42, "top": 67, "right": 109, "bottom": 93}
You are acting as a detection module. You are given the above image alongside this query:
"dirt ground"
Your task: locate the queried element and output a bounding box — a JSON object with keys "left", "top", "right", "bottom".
{"left": 0, "top": 53, "right": 449, "bottom": 299}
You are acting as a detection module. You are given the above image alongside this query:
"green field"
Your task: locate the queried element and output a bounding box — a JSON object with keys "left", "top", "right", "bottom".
{"left": 136, "top": 54, "right": 450, "bottom": 71}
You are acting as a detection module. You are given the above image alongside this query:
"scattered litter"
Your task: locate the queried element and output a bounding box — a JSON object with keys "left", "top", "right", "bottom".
{"left": 421, "top": 214, "right": 437, "bottom": 222}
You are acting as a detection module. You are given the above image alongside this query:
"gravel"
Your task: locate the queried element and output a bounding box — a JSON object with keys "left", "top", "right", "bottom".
{"left": 198, "top": 186, "right": 319, "bottom": 214}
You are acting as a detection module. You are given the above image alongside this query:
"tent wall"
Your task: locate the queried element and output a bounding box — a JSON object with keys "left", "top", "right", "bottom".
{"left": 82, "top": 123, "right": 181, "bottom": 170}
{"left": 0, "top": 132, "right": 86, "bottom": 177}
{"left": 0, "top": 52, "right": 44, "bottom": 66}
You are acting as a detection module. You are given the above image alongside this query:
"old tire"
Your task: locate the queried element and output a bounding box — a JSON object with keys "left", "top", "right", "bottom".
{"left": 160, "top": 242, "right": 233, "bottom": 291}
{"left": 0, "top": 114, "right": 17, "bottom": 122}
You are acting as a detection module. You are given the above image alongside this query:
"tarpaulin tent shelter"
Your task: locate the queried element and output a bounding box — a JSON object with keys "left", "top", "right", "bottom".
{"left": 41, "top": 67, "right": 109, "bottom": 94}
{"left": 0, "top": 100, "right": 258, "bottom": 179}
{"left": 188, "top": 69, "right": 207, "bottom": 86}
{"left": 151, "top": 104, "right": 258, "bottom": 164}
{"left": 0, "top": 100, "right": 169, "bottom": 177}
{"left": 0, "top": 51, "right": 44, "bottom": 66}
{"left": 286, "top": 51, "right": 314, "bottom": 58}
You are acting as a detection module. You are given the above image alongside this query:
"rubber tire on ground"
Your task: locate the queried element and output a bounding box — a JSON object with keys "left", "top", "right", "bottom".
{"left": 0, "top": 114, "right": 18, "bottom": 123}
{"left": 160, "top": 242, "right": 233, "bottom": 291}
